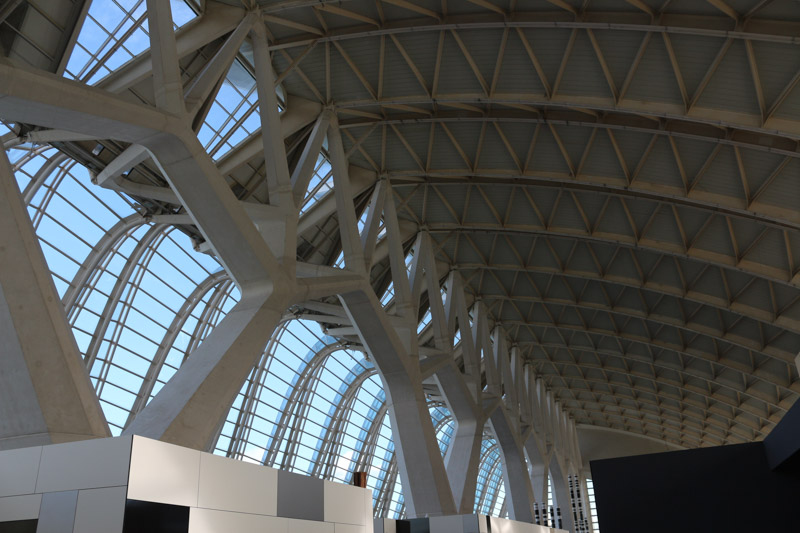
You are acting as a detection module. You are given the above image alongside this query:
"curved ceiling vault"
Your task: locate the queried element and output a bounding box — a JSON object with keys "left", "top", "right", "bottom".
{"left": 261, "top": 0, "right": 800, "bottom": 449}
{"left": 13, "top": 0, "right": 800, "bottom": 450}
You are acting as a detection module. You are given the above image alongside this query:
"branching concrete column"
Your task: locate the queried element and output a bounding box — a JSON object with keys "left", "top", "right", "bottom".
{"left": 339, "top": 288, "right": 457, "bottom": 518}
{"left": 0, "top": 148, "right": 109, "bottom": 450}
{"left": 487, "top": 330, "right": 534, "bottom": 523}
{"left": 525, "top": 366, "right": 551, "bottom": 506}
{"left": 489, "top": 407, "right": 535, "bottom": 522}
{"left": 329, "top": 125, "right": 455, "bottom": 516}
{"left": 123, "top": 7, "right": 299, "bottom": 450}
{"left": 409, "top": 234, "right": 484, "bottom": 514}
{"left": 443, "top": 416, "right": 483, "bottom": 513}
{"left": 530, "top": 463, "right": 549, "bottom": 506}
{"left": 0, "top": 29, "right": 343, "bottom": 456}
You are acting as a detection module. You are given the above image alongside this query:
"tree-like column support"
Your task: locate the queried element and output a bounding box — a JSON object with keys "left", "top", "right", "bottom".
{"left": 489, "top": 408, "right": 535, "bottom": 522}
{"left": 338, "top": 288, "right": 457, "bottom": 518}
{"left": 0, "top": 147, "right": 109, "bottom": 450}
{"left": 443, "top": 416, "right": 483, "bottom": 513}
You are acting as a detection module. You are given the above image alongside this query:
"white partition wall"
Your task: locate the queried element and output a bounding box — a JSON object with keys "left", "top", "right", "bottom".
{"left": 0, "top": 436, "right": 374, "bottom": 533}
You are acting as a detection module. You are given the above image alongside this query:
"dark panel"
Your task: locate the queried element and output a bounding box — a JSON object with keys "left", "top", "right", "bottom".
{"left": 276, "top": 470, "right": 324, "bottom": 521}
{"left": 0, "top": 520, "right": 37, "bottom": 533}
{"left": 122, "top": 500, "right": 189, "bottom": 533}
{"left": 408, "top": 518, "right": 430, "bottom": 533}
{"left": 764, "top": 397, "right": 800, "bottom": 472}
{"left": 590, "top": 442, "right": 800, "bottom": 533}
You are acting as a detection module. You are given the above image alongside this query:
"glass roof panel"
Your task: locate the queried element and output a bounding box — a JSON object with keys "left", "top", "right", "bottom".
{"left": 65, "top": 0, "right": 197, "bottom": 84}
{"left": 199, "top": 59, "right": 262, "bottom": 161}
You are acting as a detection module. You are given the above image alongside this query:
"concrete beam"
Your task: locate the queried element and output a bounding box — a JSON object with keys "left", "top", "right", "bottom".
{"left": 146, "top": 0, "right": 185, "bottom": 115}
{"left": 0, "top": 146, "right": 109, "bottom": 450}
{"left": 291, "top": 110, "right": 332, "bottom": 206}
{"left": 184, "top": 13, "right": 256, "bottom": 118}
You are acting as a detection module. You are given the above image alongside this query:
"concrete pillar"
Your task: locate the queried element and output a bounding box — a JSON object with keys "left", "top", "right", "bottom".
{"left": 530, "top": 463, "right": 548, "bottom": 505}
{"left": 550, "top": 457, "right": 576, "bottom": 532}
{"left": 0, "top": 148, "right": 109, "bottom": 450}
{"left": 489, "top": 409, "right": 535, "bottom": 522}
{"left": 339, "top": 288, "right": 457, "bottom": 518}
{"left": 580, "top": 472, "right": 595, "bottom": 533}
{"left": 525, "top": 435, "right": 551, "bottom": 523}
{"left": 443, "top": 418, "right": 483, "bottom": 513}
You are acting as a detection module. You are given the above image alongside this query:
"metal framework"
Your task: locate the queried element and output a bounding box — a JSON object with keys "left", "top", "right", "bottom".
{"left": 1, "top": 0, "right": 799, "bottom": 531}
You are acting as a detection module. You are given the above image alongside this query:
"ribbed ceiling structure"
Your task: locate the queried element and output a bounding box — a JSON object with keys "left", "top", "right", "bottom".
{"left": 6, "top": 0, "right": 800, "bottom": 451}
{"left": 262, "top": 0, "right": 800, "bottom": 449}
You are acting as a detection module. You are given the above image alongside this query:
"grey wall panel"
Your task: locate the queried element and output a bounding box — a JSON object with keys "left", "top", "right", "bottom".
{"left": 276, "top": 470, "right": 323, "bottom": 521}
{"left": 36, "top": 490, "right": 77, "bottom": 533}
{"left": 0, "top": 494, "right": 41, "bottom": 521}
{"left": 72, "top": 486, "right": 126, "bottom": 533}
{"left": 428, "top": 515, "right": 464, "bottom": 533}
{"left": 0, "top": 447, "right": 41, "bottom": 497}
{"left": 35, "top": 437, "right": 131, "bottom": 493}
{"left": 197, "top": 452, "right": 277, "bottom": 516}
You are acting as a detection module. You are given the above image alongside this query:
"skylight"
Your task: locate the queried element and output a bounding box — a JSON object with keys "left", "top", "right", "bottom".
{"left": 198, "top": 59, "right": 262, "bottom": 161}
{"left": 65, "top": 0, "right": 197, "bottom": 84}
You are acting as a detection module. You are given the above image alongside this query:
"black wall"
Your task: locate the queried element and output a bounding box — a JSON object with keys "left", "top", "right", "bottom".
{"left": 590, "top": 441, "right": 800, "bottom": 533}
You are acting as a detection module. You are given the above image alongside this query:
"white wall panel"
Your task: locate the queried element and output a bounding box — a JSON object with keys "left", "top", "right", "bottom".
{"left": 286, "top": 518, "right": 334, "bottom": 533}
{"left": 375, "top": 518, "right": 396, "bottom": 533}
{"left": 323, "top": 481, "right": 367, "bottom": 526}
{"left": 0, "top": 445, "right": 41, "bottom": 497}
{"left": 197, "top": 452, "right": 277, "bottom": 516}
{"left": 363, "top": 490, "right": 374, "bottom": 533}
{"left": 127, "top": 436, "right": 200, "bottom": 507}
{"left": 189, "top": 508, "right": 287, "bottom": 533}
{"left": 35, "top": 437, "right": 131, "bottom": 493}
{"left": 489, "top": 517, "right": 535, "bottom": 533}
{"left": 334, "top": 524, "right": 365, "bottom": 533}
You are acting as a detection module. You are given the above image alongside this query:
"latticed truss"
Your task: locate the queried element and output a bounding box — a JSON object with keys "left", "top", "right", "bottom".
{"left": 0, "top": 0, "right": 798, "bottom": 516}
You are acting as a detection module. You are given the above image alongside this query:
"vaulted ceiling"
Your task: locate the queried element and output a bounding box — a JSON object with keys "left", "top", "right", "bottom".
{"left": 260, "top": 0, "right": 800, "bottom": 448}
